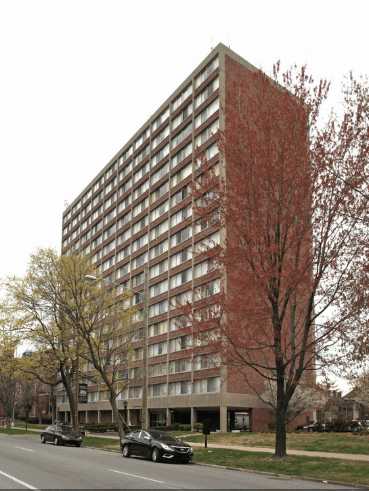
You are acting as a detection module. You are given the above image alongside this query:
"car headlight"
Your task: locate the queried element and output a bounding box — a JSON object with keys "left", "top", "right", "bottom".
{"left": 189, "top": 448, "right": 193, "bottom": 453}
{"left": 61, "top": 435, "right": 68, "bottom": 439}
{"left": 161, "top": 443, "right": 173, "bottom": 452}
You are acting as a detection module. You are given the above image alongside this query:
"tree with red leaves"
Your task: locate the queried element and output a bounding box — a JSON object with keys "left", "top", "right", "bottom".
{"left": 194, "top": 64, "right": 369, "bottom": 458}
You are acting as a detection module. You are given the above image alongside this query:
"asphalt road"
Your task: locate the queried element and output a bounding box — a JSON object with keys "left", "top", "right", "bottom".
{"left": 0, "top": 434, "right": 355, "bottom": 489}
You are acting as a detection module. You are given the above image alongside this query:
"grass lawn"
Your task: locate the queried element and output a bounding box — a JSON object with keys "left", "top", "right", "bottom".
{"left": 185, "top": 431, "right": 369, "bottom": 455}
{"left": 194, "top": 448, "right": 369, "bottom": 486}
{"left": 0, "top": 427, "right": 31, "bottom": 435}
{"left": 15, "top": 421, "right": 48, "bottom": 430}
{"left": 83, "top": 436, "right": 120, "bottom": 451}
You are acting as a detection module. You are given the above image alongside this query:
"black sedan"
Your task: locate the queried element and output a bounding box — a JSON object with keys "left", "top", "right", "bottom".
{"left": 121, "top": 430, "right": 193, "bottom": 463}
{"left": 40, "top": 424, "right": 83, "bottom": 447}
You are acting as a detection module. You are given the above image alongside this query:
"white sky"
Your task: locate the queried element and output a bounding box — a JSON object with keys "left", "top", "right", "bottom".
{"left": 1, "top": 0, "right": 368, "bottom": 391}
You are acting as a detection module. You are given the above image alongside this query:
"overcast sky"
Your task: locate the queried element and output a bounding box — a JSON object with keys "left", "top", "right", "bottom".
{"left": 1, "top": 0, "right": 368, "bottom": 386}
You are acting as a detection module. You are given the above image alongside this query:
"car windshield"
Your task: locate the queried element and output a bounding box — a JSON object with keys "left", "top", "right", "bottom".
{"left": 149, "top": 431, "right": 178, "bottom": 442}
{"left": 57, "top": 425, "right": 74, "bottom": 434}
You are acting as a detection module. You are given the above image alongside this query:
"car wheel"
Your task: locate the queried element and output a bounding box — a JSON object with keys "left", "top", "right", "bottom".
{"left": 41, "top": 435, "right": 46, "bottom": 444}
{"left": 53, "top": 436, "right": 60, "bottom": 446}
{"left": 151, "top": 447, "right": 161, "bottom": 463}
{"left": 122, "top": 444, "right": 130, "bottom": 458}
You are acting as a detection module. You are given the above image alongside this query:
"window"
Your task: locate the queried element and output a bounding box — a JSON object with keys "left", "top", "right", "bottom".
{"left": 116, "top": 262, "right": 130, "bottom": 279}
{"left": 169, "top": 335, "right": 192, "bottom": 352}
{"left": 151, "top": 200, "right": 169, "bottom": 222}
{"left": 152, "top": 143, "right": 170, "bottom": 168}
{"left": 129, "top": 367, "right": 144, "bottom": 379}
{"left": 171, "top": 205, "right": 192, "bottom": 227}
{"left": 169, "top": 315, "right": 191, "bottom": 331}
{"left": 195, "top": 143, "right": 219, "bottom": 168}
{"left": 117, "top": 244, "right": 130, "bottom": 262}
{"left": 149, "top": 239, "right": 168, "bottom": 260}
{"left": 149, "top": 300, "right": 169, "bottom": 318}
{"left": 150, "top": 219, "right": 168, "bottom": 241}
{"left": 171, "top": 163, "right": 192, "bottom": 187}
{"left": 133, "top": 291, "right": 144, "bottom": 305}
{"left": 104, "top": 208, "right": 116, "bottom": 225}
{"left": 149, "top": 279, "right": 168, "bottom": 298}
{"left": 149, "top": 258, "right": 168, "bottom": 279}
{"left": 152, "top": 108, "right": 170, "bottom": 132}
{"left": 133, "top": 162, "right": 149, "bottom": 184}
{"left": 117, "top": 195, "right": 132, "bottom": 214}
{"left": 132, "top": 197, "right": 149, "bottom": 217}
{"left": 134, "top": 145, "right": 149, "bottom": 167}
{"left": 131, "top": 348, "right": 143, "bottom": 362}
{"left": 118, "top": 178, "right": 132, "bottom": 196}
{"left": 131, "top": 233, "right": 148, "bottom": 253}
{"left": 194, "top": 231, "right": 220, "bottom": 254}
{"left": 131, "top": 272, "right": 144, "bottom": 287}
{"left": 172, "top": 103, "right": 192, "bottom": 130}
{"left": 195, "top": 99, "right": 219, "bottom": 128}
{"left": 102, "top": 240, "right": 115, "bottom": 257}
{"left": 172, "top": 84, "right": 192, "bottom": 111}
{"left": 195, "top": 77, "right": 219, "bottom": 108}
{"left": 119, "top": 160, "right": 132, "bottom": 179}
{"left": 118, "top": 212, "right": 131, "bottom": 229}
{"left": 148, "top": 340, "right": 168, "bottom": 357}
{"left": 168, "top": 358, "right": 191, "bottom": 374}
{"left": 149, "top": 362, "right": 167, "bottom": 376}
{"left": 151, "top": 162, "right": 169, "bottom": 185}
{"left": 131, "top": 252, "right": 148, "bottom": 270}
{"left": 150, "top": 181, "right": 169, "bottom": 204}
{"left": 193, "top": 354, "right": 220, "bottom": 370}
{"left": 103, "top": 223, "right": 116, "bottom": 241}
{"left": 195, "top": 119, "right": 219, "bottom": 148}
{"left": 195, "top": 279, "right": 220, "bottom": 299}
{"left": 170, "top": 290, "right": 192, "bottom": 310}
{"left": 102, "top": 256, "right": 115, "bottom": 272}
{"left": 170, "top": 246, "right": 192, "bottom": 268}
{"left": 132, "top": 216, "right": 148, "bottom": 236}
{"left": 117, "top": 227, "right": 131, "bottom": 245}
{"left": 148, "top": 320, "right": 168, "bottom": 337}
{"left": 129, "top": 386, "right": 143, "bottom": 399}
{"left": 194, "top": 259, "right": 214, "bottom": 278}
{"left": 171, "top": 142, "right": 193, "bottom": 169}
{"left": 149, "top": 383, "right": 167, "bottom": 398}
{"left": 88, "top": 392, "right": 98, "bottom": 403}
{"left": 195, "top": 57, "right": 219, "bottom": 88}
{"left": 168, "top": 380, "right": 192, "bottom": 395}
{"left": 152, "top": 126, "right": 169, "bottom": 150}
{"left": 171, "top": 186, "right": 189, "bottom": 207}
{"left": 170, "top": 268, "right": 192, "bottom": 289}
{"left": 171, "top": 123, "right": 192, "bottom": 149}
{"left": 132, "top": 179, "right": 150, "bottom": 201}
{"left": 171, "top": 226, "right": 192, "bottom": 247}
{"left": 193, "top": 377, "right": 220, "bottom": 393}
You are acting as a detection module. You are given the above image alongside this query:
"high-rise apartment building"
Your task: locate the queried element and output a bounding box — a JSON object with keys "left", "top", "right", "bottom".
{"left": 58, "top": 44, "right": 309, "bottom": 432}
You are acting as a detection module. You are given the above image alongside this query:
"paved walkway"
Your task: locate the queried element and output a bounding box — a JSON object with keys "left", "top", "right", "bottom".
{"left": 190, "top": 442, "right": 369, "bottom": 462}
{"left": 13, "top": 428, "right": 369, "bottom": 463}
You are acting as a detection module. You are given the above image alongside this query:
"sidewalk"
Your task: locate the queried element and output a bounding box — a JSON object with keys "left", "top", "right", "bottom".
{"left": 190, "top": 441, "right": 369, "bottom": 463}
{"left": 13, "top": 427, "right": 369, "bottom": 463}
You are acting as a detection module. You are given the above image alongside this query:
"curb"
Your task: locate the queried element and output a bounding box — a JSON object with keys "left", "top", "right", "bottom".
{"left": 84, "top": 445, "right": 367, "bottom": 489}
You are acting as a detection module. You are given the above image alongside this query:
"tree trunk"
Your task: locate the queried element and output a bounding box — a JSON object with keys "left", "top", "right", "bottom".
{"left": 274, "top": 375, "right": 287, "bottom": 458}
{"left": 109, "top": 388, "right": 128, "bottom": 441}
{"left": 59, "top": 368, "right": 78, "bottom": 430}
{"left": 50, "top": 386, "right": 57, "bottom": 424}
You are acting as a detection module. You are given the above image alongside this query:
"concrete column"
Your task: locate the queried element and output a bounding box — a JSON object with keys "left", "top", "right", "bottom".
{"left": 191, "top": 407, "right": 197, "bottom": 431}
{"left": 97, "top": 410, "right": 101, "bottom": 424}
{"left": 142, "top": 408, "right": 149, "bottom": 430}
{"left": 112, "top": 410, "right": 114, "bottom": 423}
{"left": 220, "top": 406, "right": 227, "bottom": 433}
{"left": 166, "top": 408, "right": 172, "bottom": 427}
{"left": 64, "top": 412, "right": 68, "bottom": 423}
{"left": 85, "top": 411, "right": 89, "bottom": 424}
{"left": 127, "top": 409, "right": 132, "bottom": 426}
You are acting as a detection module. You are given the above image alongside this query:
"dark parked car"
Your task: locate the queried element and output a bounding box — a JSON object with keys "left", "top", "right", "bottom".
{"left": 120, "top": 430, "right": 193, "bottom": 463}
{"left": 40, "top": 424, "right": 83, "bottom": 446}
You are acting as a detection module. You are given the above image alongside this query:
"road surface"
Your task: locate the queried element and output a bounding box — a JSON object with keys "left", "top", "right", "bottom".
{"left": 0, "top": 434, "right": 355, "bottom": 489}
